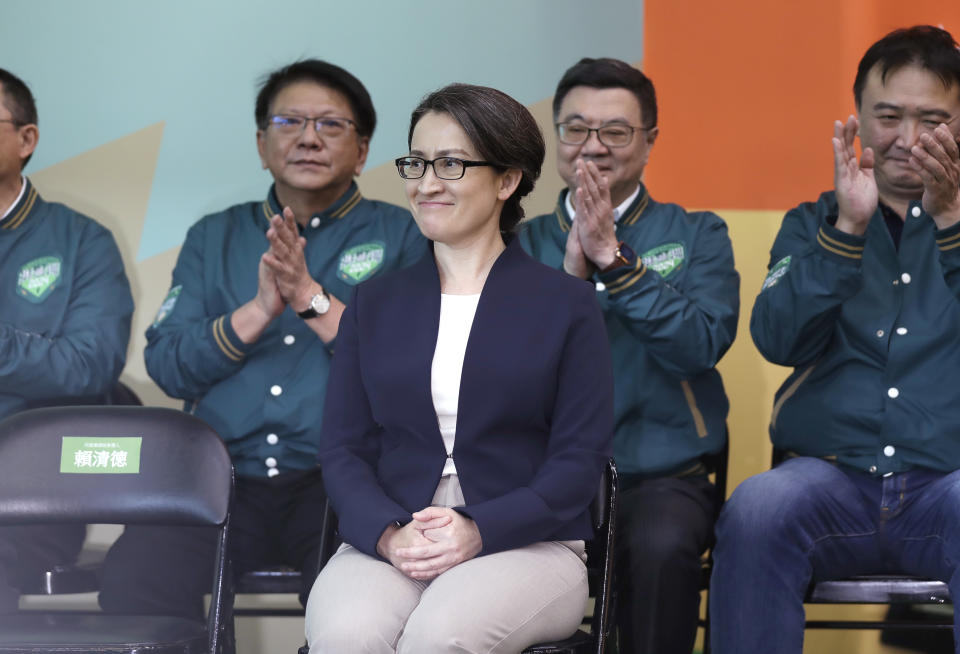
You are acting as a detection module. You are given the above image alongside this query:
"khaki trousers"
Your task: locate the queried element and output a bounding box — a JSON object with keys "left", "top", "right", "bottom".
{"left": 304, "top": 538, "right": 588, "bottom": 653}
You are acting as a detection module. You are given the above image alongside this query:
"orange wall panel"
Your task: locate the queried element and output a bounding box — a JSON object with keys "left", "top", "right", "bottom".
{"left": 645, "top": 0, "right": 960, "bottom": 210}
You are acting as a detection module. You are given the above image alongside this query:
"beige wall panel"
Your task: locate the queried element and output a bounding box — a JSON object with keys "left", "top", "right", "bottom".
{"left": 31, "top": 123, "right": 163, "bottom": 260}
{"left": 29, "top": 123, "right": 179, "bottom": 408}
{"left": 125, "top": 248, "right": 183, "bottom": 408}
{"left": 714, "top": 209, "right": 792, "bottom": 491}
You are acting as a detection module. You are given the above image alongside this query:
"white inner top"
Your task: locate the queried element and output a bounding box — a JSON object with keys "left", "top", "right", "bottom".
{"left": 431, "top": 293, "right": 481, "bottom": 477}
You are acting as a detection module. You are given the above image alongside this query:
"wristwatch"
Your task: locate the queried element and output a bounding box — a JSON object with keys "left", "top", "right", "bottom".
{"left": 602, "top": 241, "right": 637, "bottom": 272}
{"left": 297, "top": 290, "right": 331, "bottom": 319}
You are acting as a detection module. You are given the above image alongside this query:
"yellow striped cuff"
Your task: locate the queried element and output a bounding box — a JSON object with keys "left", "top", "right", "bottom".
{"left": 817, "top": 227, "right": 862, "bottom": 259}
{"left": 604, "top": 258, "right": 648, "bottom": 295}
{"left": 212, "top": 315, "right": 244, "bottom": 362}
{"left": 936, "top": 228, "right": 960, "bottom": 251}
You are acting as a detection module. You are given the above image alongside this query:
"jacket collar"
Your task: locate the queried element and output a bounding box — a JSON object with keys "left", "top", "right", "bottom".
{"left": 0, "top": 177, "right": 38, "bottom": 231}
{"left": 553, "top": 182, "right": 651, "bottom": 233}
{"left": 258, "top": 181, "right": 363, "bottom": 230}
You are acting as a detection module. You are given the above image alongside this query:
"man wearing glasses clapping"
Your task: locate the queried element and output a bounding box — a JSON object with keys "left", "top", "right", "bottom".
{"left": 520, "top": 58, "right": 740, "bottom": 654}
{"left": 98, "top": 60, "right": 426, "bottom": 619}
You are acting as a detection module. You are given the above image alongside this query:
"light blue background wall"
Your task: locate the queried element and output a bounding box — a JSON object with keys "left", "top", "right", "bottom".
{"left": 2, "top": 0, "right": 644, "bottom": 260}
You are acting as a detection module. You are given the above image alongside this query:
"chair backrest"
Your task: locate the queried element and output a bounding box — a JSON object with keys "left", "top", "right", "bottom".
{"left": 702, "top": 428, "right": 730, "bottom": 501}
{"left": 586, "top": 458, "right": 616, "bottom": 552}
{"left": 585, "top": 459, "right": 617, "bottom": 649}
{"left": 0, "top": 406, "right": 232, "bottom": 528}
{"left": 21, "top": 381, "right": 143, "bottom": 411}
{"left": 0, "top": 405, "right": 234, "bottom": 654}
{"left": 589, "top": 462, "right": 611, "bottom": 533}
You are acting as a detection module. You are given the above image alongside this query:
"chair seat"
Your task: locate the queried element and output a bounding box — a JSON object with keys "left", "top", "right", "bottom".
{"left": 234, "top": 567, "right": 301, "bottom": 595}
{"left": 521, "top": 628, "right": 591, "bottom": 653}
{"left": 0, "top": 614, "right": 208, "bottom": 653}
{"left": 807, "top": 575, "right": 951, "bottom": 604}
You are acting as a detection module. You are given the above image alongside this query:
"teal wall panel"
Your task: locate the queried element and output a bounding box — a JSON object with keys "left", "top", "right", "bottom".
{"left": 1, "top": 0, "right": 644, "bottom": 259}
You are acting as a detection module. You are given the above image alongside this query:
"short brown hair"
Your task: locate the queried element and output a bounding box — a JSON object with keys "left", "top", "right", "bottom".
{"left": 408, "top": 84, "right": 544, "bottom": 234}
{"left": 854, "top": 25, "right": 960, "bottom": 108}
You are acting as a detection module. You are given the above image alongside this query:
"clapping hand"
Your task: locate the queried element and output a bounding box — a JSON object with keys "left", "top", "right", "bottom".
{"left": 832, "top": 115, "right": 878, "bottom": 236}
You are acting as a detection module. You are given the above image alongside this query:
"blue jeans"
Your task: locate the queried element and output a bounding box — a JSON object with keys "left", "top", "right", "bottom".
{"left": 710, "top": 457, "right": 960, "bottom": 653}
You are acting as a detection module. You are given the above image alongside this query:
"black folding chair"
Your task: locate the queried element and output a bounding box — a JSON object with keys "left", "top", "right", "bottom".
{"left": 698, "top": 438, "right": 730, "bottom": 653}
{"left": 522, "top": 459, "right": 618, "bottom": 654}
{"left": 18, "top": 381, "right": 144, "bottom": 597}
{"left": 0, "top": 406, "right": 234, "bottom": 654}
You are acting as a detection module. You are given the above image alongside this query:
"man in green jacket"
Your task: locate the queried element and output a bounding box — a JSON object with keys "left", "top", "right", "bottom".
{"left": 98, "top": 60, "right": 425, "bottom": 619}
{"left": 520, "top": 58, "right": 739, "bottom": 654}
{"left": 711, "top": 25, "right": 960, "bottom": 653}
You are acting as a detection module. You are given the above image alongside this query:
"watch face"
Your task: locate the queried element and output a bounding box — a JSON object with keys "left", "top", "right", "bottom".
{"left": 311, "top": 293, "right": 331, "bottom": 315}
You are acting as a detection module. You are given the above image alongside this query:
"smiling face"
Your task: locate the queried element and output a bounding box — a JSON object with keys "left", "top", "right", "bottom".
{"left": 857, "top": 63, "right": 960, "bottom": 203}
{"left": 256, "top": 81, "right": 368, "bottom": 201}
{"left": 405, "top": 111, "right": 518, "bottom": 247}
{"left": 555, "top": 86, "right": 658, "bottom": 207}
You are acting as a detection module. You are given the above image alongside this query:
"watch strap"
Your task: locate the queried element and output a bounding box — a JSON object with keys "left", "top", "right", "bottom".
{"left": 602, "top": 241, "right": 636, "bottom": 272}
{"left": 297, "top": 290, "right": 330, "bottom": 319}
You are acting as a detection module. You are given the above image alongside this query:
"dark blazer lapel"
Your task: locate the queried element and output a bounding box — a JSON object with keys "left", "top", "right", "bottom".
{"left": 455, "top": 239, "right": 529, "bottom": 449}
{"left": 400, "top": 247, "right": 447, "bottom": 452}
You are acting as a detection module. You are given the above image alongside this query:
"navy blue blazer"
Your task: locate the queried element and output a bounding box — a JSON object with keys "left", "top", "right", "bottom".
{"left": 319, "top": 238, "right": 614, "bottom": 558}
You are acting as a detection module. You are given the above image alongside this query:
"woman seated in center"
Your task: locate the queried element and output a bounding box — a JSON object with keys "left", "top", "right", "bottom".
{"left": 305, "top": 83, "right": 613, "bottom": 653}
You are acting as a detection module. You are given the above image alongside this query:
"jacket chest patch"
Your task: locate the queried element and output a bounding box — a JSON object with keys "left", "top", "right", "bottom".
{"left": 762, "top": 255, "right": 791, "bottom": 290}
{"left": 17, "top": 255, "right": 63, "bottom": 303}
{"left": 338, "top": 241, "right": 385, "bottom": 284}
{"left": 641, "top": 242, "right": 685, "bottom": 278}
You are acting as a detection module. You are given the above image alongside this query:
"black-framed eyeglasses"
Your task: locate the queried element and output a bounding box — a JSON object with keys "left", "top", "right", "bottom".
{"left": 395, "top": 156, "right": 495, "bottom": 180}
{"left": 0, "top": 119, "right": 22, "bottom": 128}
{"left": 266, "top": 114, "right": 357, "bottom": 138}
{"left": 555, "top": 122, "right": 653, "bottom": 148}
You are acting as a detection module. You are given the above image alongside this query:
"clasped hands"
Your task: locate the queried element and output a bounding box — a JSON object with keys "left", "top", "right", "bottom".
{"left": 254, "top": 207, "right": 322, "bottom": 319}
{"left": 563, "top": 159, "right": 620, "bottom": 279}
{"left": 377, "top": 507, "right": 483, "bottom": 581}
{"left": 833, "top": 115, "right": 960, "bottom": 234}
